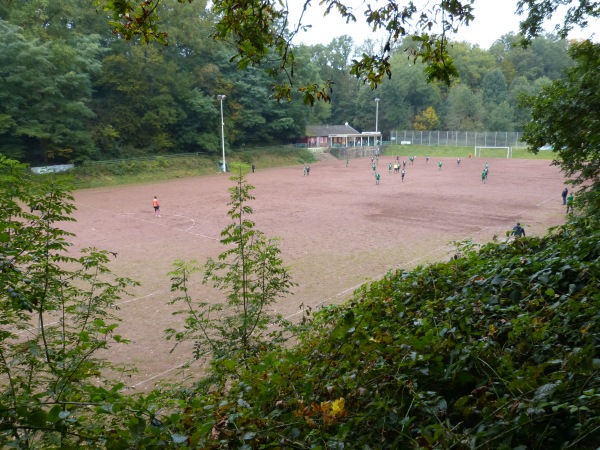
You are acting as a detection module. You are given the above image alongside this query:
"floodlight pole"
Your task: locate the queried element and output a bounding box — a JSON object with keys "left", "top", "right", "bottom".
{"left": 217, "top": 94, "right": 226, "bottom": 172}
{"left": 375, "top": 98, "right": 380, "bottom": 145}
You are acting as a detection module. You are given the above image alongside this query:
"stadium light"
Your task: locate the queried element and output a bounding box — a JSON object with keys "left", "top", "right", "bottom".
{"left": 375, "top": 98, "right": 380, "bottom": 144}
{"left": 217, "top": 94, "right": 226, "bottom": 172}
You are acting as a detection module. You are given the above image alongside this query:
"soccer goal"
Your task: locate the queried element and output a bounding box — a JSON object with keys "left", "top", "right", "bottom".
{"left": 474, "top": 146, "right": 512, "bottom": 159}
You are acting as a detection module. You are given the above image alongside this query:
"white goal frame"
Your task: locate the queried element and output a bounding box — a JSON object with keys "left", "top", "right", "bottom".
{"left": 474, "top": 146, "right": 512, "bottom": 159}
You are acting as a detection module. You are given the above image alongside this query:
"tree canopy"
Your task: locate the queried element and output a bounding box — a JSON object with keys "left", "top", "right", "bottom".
{"left": 96, "top": 0, "right": 600, "bottom": 101}
{"left": 522, "top": 40, "right": 600, "bottom": 191}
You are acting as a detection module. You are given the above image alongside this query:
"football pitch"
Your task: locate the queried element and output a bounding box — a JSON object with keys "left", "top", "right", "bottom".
{"left": 64, "top": 155, "right": 568, "bottom": 389}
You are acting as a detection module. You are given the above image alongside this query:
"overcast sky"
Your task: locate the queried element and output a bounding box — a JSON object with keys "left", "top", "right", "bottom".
{"left": 288, "top": 0, "right": 600, "bottom": 49}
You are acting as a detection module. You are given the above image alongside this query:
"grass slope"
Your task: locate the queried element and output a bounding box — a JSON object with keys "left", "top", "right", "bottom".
{"left": 71, "top": 147, "right": 316, "bottom": 189}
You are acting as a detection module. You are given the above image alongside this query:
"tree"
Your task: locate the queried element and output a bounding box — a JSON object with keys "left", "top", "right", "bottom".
{"left": 95, "top": 0, "right": 473, "bottom": 100}
{"left": 165, "top": 163, "right": 296, "bottom": 377}
{"left": 312, "top": 36, "right": 360, "bottom": 126}
{"left": 521, "top": 41, "right": 600, "bottom": 192}
{"left": 489, "top": 33, "right": 572, "bottom": 83}
{"left": 0, "top": 155, "right": 137, "bottom": 447}
{"left": 485, "top": 101, "right": 515, "bottom": 131}
{"left": 95, "top": 0, "right": 598, "bottom": 102}
{"left": 444, "top": 84, "right": 485, "bottom": 131}
{"left": 481, "top": 68, "right": 509, "bottom": 106}
{"left": 94, "top": 44, "right": 184, "bottom": 155}
{"left": 0, "top": 20, "right": 101, "bottom": 164}
{"left": 413, "top": 106, "right": 440, "bottom": 131}
{"left": 517, "top": 0, "right": 600, "bottom": 42}
{"left": 447, "top": 41, "right": 497, "bottom": 89}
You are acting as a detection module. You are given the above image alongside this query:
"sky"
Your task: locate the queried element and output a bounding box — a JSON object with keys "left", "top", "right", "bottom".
{"left": 288, "top": 0, "right": 600, "bottom": 49}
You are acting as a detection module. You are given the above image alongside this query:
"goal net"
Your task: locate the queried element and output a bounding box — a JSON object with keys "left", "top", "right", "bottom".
{"left": 474, "top": 146, "right": 512, "bottom": 159}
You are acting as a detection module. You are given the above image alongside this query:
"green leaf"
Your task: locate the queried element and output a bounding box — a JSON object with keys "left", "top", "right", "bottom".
{"left": 47, "top": 405, "right": 62, "bottom": 424}
{"left": 242, "top": 431, "right": 256, "bottom": 440}
{"left": 27, "top": 409, "right": 47, "bottom": 427}
{"left": 171, "top": 433, "right": 188, "bottom": 444}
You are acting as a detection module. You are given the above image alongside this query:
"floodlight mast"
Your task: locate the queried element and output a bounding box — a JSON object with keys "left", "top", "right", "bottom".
{"left": 375, "top": 98, "right": 380, "bottom": 134}
{"left": 375, "top": 98, "right": 381, "bottom": 147}
{"left": 217, "top": 94, "right": 226, "bottom": 172}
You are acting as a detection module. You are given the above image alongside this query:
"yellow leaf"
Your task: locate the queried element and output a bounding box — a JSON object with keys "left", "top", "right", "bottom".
{"left": 331, "top": 398, "right": 345, "bottom": 417}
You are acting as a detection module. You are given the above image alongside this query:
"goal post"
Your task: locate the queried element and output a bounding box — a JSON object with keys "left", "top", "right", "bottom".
{"left": 474, "top": 146, "right": 512, "bottom": 159}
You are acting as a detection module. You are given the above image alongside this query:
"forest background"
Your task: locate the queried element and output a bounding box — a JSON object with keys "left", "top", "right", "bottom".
{"left": 0, "top": 0, "right": 573, "bottom": 166}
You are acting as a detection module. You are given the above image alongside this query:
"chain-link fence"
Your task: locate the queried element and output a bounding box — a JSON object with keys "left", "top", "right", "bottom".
{"left": 391, "top": 131, "right": 525, "bottom": 148}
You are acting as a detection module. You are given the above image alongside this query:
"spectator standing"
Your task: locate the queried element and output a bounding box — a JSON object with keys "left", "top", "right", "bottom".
{"left": 511, "top": 222, "right": 526, "bottom": 238}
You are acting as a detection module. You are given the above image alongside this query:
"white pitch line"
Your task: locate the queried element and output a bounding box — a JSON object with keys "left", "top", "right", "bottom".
{"left": 14, "top": 290, "right": 169, "bottom": 336}
{"left": 131, "top": 361, "right": 192, "bottom": 388}
{"left": 72, "top": 202, "right": 217, "bottom": 240}
{"left": 90, "top": 192, "right": 566, "bottom": 389}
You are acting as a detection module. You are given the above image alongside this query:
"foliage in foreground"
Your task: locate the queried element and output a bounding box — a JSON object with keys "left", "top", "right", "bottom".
{"left": 0, "top": 156, "right": 138, "bottom": 448}
{"left": 131, "top": 216, "right": 600, "bottom": 449}
{"left": 166, "top": 163, "right": 296, "bottom": 379}
{"left": 522, "top": 41, "right": 600, "bottom": 191}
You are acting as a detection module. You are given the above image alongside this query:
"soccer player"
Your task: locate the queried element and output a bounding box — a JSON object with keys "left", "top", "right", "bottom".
{"left": 457, "top": 158, "right": 461, "bottom": 167}
{"left": 388, "top": 162, "right": 393, "bottom": 174}
{"left": 346, "top": 157, "right": 349, "bottom": 168}
{"left": 375, "top": 172, "right": 380, "bottom": 185}
{"left": 401, "top": 169, "right": 406, "bottom": 182}
{"left": 426, "top": 156, "right": 430, "bottom": 164}
{"left": 566, "top": 192, "right": 574, "bottom": 214}
{"left": 438, "top": 161, "right": 442, "bottom": 170}
{"left": 153, "top": 196, "right": 160, "bottom": 217}
{"left": 410, "top": 156, "right": 414, "bottom": 165}
{"left": 481, "top": 170, "right": 487, "bottom": 183}
{"left": 372, "top": 163, "right": 377, "bottom": 173}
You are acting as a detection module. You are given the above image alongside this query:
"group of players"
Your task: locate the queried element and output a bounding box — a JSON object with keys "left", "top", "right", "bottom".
{"left": 364, "top": 153, "right": 493, "bottom": 187}
{"left": 363, "top": 153, "right": 532, "bottom": 239}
